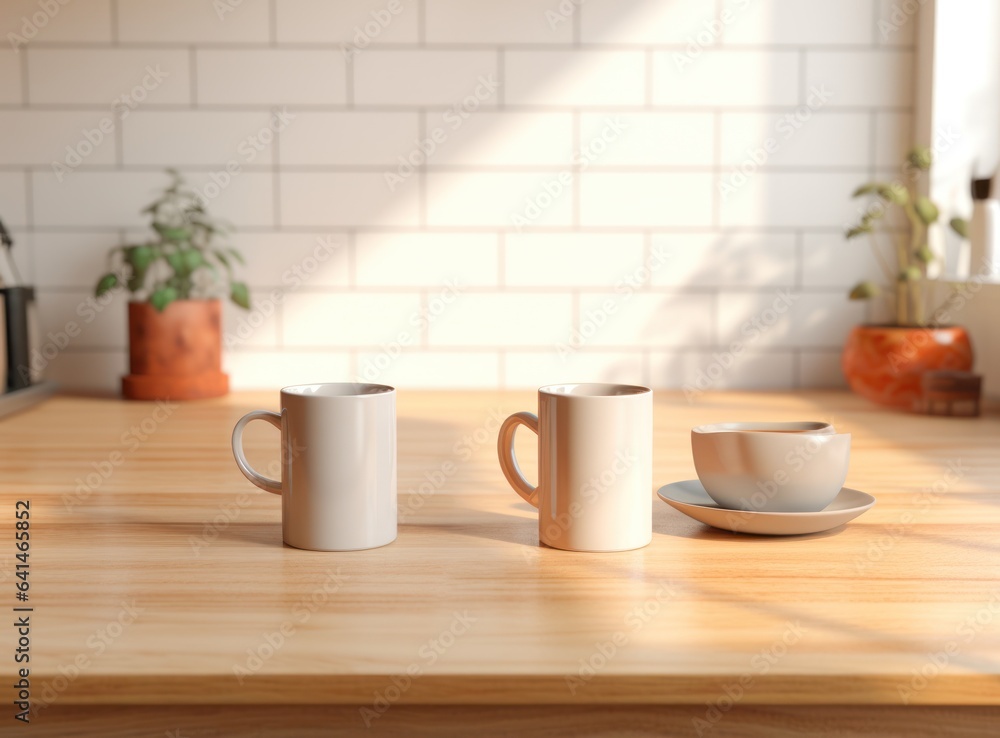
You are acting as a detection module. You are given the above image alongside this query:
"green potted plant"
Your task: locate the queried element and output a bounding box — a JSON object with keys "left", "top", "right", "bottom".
{"left": 842, "top": 146, "right": 973, "bottom": 409}
{"left": 94, "top": 170, "right": 250, "bottom": 400}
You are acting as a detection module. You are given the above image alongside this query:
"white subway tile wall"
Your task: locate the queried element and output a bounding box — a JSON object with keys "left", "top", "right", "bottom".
{"left": 0, "top": 0, "right": 914, "bottom": 391}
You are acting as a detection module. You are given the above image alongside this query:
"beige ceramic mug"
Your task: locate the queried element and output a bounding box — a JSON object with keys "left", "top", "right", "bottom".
{"left": 497, "top": 383, "right": 653, "bottom": 552}
{"left": 231, "top": 383, "right": 397, "bottom": 551}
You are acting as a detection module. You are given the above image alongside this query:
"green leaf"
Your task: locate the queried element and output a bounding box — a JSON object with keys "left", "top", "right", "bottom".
{"left": 230, "top": 281, "right": 250, "bottom": 309}
{"left": 852, "top": 182, "right": 883, "bottom": 198}
{"left": 213, "top": 249, "right": 232, "bottom": 271}
{"left": 914, "top": 196, "right": 939, "bottom": 225}
{"left": 899, "top": 266, "right": 922, "bottom": 282}
{"left": 150, "top": 286, "right": 178, "bottom": 312}
{"left": 877, "top": 182, "right": 909, "bottom": 204}
{"left": 908, "top": 146, "right": 932, "bottom": 171}
{"left": 849, "top": 280, "right": 880, "bottom": 300}
{"left": 181, "top": 249, "right": 203, "bottom": 272}
{"left": 845, "top": 224, "right": 873, "bottom": 240}
{"left": 95, "top": 273, "right": 119, "bottom": 297}
{"left": 165, "top": 251, "right": 185, "bottom": 274}
{"left": 949, "top": 217, "right": 969, "bottom": 239}
{"left": 126, "top": 245, "right": 155, "bottom": 273}
{"left": 226, "top": 247, "right": 246, "bottom": 265}
{"left": 915, "top": 244, "right": 935, "bottom": 264}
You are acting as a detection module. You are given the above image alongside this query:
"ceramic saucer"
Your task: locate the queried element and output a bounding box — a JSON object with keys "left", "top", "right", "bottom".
{"left": 656, "top": 480, "right": 875, "bottom": 536}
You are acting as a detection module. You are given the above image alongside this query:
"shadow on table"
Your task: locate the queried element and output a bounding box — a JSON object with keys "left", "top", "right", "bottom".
{"left": 655, "top": 518, "right": 850, "bottom": 542}
{"left": 403, "top": 504, "right": 540, "bottom": 548}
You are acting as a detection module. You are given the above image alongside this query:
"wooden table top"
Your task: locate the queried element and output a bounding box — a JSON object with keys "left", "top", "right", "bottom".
{"left": 3, "top": 390, "right": 999, "bottom": 708}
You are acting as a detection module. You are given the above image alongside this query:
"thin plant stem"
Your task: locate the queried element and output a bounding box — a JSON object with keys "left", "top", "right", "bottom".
{"left": 903, "top": 202, "right": 925, "bottom": 326}
{"left": 892, "top": 218, "right": 910, "bottom": 326}
{"left": 868, "top": 232, "right": 896, "bottom": 318}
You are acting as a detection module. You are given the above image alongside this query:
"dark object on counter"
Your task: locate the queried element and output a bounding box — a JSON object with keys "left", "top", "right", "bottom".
{"left": 0, "top": 217, "right": 12, "bottom": 249}
{"left": 1, "top": 286, "right": 34, "bottom": 392}
{"left": 916, "top": 370, "right": 983, "bottom": 417}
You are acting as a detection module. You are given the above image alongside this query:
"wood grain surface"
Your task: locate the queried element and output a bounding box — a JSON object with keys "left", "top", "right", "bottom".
{"left": 0, "top": 390, "right": 998, "bottom": 734}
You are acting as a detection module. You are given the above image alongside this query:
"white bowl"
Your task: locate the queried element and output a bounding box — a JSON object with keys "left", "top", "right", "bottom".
{"left": 691, "top": 422, "right": 850, "bottom": 513}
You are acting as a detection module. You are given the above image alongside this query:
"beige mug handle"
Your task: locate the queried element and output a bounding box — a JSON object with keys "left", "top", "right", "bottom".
{"left": 497, "top": 412, "right": 539, "bottom": 508}
{"left": 232, "top": 410, "right": 283, "bottom": 495}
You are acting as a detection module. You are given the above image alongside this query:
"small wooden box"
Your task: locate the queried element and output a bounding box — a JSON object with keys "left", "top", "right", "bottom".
{"left": 916, "top": 370, "right": 983, "bottom": 417}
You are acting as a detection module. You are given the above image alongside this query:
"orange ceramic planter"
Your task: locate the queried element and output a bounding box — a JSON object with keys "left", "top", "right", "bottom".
{"left": 122, "top": 299, "right": 229, "bottom": 401}
{"left": 841, "top": 325, "right": 973, "bottom": 410}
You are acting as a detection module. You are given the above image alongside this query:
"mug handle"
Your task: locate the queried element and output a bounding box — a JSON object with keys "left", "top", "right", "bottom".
{"left": 497, "top": 412, "right": 539, "bottom": 508}
{"left": 231, "top": 410, "right": 283, "bottom": 495}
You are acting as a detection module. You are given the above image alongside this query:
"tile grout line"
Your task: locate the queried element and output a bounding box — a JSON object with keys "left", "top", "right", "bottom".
{"left": 571, "top": 288, "right": 580, "bottom": 342}
{"left": 0, "top": 103, "right": 919, "bottom": 114}
{"left": 711, "top": 110, "right": 721, "bottom": 228}
{"left": 63, "top": 344, "right": 852, "bottom": 355}
{"left": 418, "top": 108, "right": 427, "bottom": 227}
{"left": 571, "top": 109, "right": 580, "bottom": 227}
{"left": 275, "top": 297, "right": 284, "bottom": 348}
{"left": 24, "top": 215, "right": 912, "bottom": 233}
{"left": 642, "top": 230, "right": 652, "bottom": 288}
{"left": 644, "top": 48, "right": 653, "bottom": 107}
{"left": 419, "top": 289, "right": 429, "bottom": 348}
{"left": 709, "top": 288, "right": 719, "bottom": 349}
{"left": 189, "top": 47, "right": 198, "bottom": 107}
{"left": 0, "top": 164, "right": 897, "bottom": 174}
{"left": 14, "top": 41, "right": 918, "bottom": 52}
{"left": 496, "top": 48, "right": 505, "bottom": 108}
{"left": 348, "top": 229, "right": 357, "bottom": 289}
{"left": 109, "top": 0, "right": 119, "bottom": 44}
{"left": 345, "top": 50, "right": 354, "bottom": 108}
{"left": 869, "top": 110, "right": 878, "bottom": 174}
{"left": 794, "top": 229, "right": 804, "bottom": 289}
{"left": 269, "top": 0, "right": 278, "bottom": 47}
{"left": 20, "top": 51, "right": 29, "bottom": 107}
{"left": 871, "top": 0, "right": 880, "bottom": 47}
{"left": 38, "top": 283, "right": 853, "bottom": 295}
{"left": 271, "top": 105, "right": 281, "bottom": 229}
{"left": 798, "top": 48, "right": 807, "bottom": 105}
{"left": 497, "top": 231, "right": 505, "bottom": 288}
{"left": 114, "top": 110, "right": 124, "bottom": 167}
{"left": 23, "top": 224, "right": 910, "bottom": 237}
{"left": 23, "top": 170, "right": 33, "bottom": 230}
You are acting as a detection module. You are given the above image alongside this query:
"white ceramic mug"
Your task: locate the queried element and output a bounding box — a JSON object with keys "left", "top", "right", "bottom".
{"left": 231, "top": 383, "right": 397, "bottom": 551}
{"left": 497, "top": 383, "right": 653, "bottom": 552}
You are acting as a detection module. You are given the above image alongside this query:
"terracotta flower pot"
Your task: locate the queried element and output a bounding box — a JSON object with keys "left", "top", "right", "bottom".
{"left": 122, "top": 299, "right": 229, "bottom": 401}
{"left": 841, "top": 325, "right": 973, "bottom": 409}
